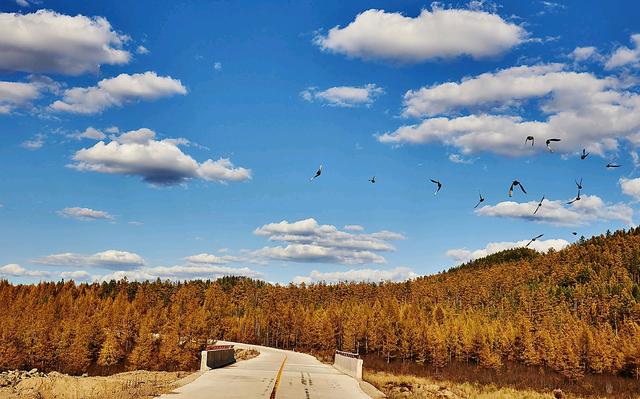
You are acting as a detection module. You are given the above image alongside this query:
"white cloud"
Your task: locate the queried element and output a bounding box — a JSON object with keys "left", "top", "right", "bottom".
{"left": 21, "top": 134, "right": 45, "bottom": 150}
{"left": 60, "top": 270, "right": 91, "bottom": 280}
{"left": 446, "top": 238, "right": 570, "bottom": 263}
{"left": 213, "top": 62, "right": 223, "bottom": 71}
{"left": 570, "top": 46, "right": 599, "bottom": 63}
{"left": 301, "top": 84, "right": 383, "bottom": 107}
{"left": 15, "top": 0, "right": 30, "bottom": 7}
{"left": 69, "top": 128, "right": 251, "bottom": 185}
{"left": 344, "top": 224, "right": 364, "bottom": 231}
{"left": 401, "top": 64, "right": 612, "bottom": 118}
{"left": 0, "top": 10, "right": 130, "bottom": 75}
{"left": 448, "top": 153, "right": 473, "bottom": 164}
{"left": 32, "top": 250, "right": 145, "bottom": 270}
{"left": 0, "top": 79, "right": 52, "bottom": 114}
{"left": 136, "top": 45, "right": 149, "bottom": 55}
{"left": 605, "top": 34, "right": 640, "bottom": 70}
{"left": 314, "top": 7, "right": 526, "bottom": 63}
{"left": 57, "top": 207, "right": 114, "bottom": 221}
{"left": 475, "top": 195, "right": 633, "bottom": 226}
{"left": 50, "top": 72, "right": 187, "bottom": 114}
{"left": 69, "top": 127, "right": 107, "bottom": 140}
{"left": 0, "top": 264, "right": 48, "bottom": 277}
{"left": 96, "top": 264, "right": 262, "bottom": 282}
{"left": 620, "top": 177, "right": 640, "bottom": 201}
{"left": 380, "top": 64, "right": 640, "bottom": 156}
{"left": 252, "top": 218, "right": 404, "bottom": 265}
{"left": 184, "top": 253, "right": 238, "bottom": 265}
{"left": 293, "top": 266, "right": 417, "bottom": 284}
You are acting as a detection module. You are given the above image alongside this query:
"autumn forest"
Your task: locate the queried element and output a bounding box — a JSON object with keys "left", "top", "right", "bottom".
{"left": 1, "top": 229, "right": 640, "bottom": 385}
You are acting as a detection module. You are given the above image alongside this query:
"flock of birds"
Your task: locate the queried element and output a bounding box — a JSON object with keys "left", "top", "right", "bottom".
{"left": 308, "top": 137, "right": 623, "bottom": 250}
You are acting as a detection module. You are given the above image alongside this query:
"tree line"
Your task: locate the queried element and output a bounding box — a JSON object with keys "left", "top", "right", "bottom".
{"left": 0, "top": 229, "right": 639, "bottom": 380}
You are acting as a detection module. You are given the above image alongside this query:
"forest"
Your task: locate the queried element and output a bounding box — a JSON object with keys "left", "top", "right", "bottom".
{"left": 1, "top": 228, "right": 639, "bottom": 382}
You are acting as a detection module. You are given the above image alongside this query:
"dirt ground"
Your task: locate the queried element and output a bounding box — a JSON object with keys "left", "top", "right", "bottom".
{"left": 0, "top": 348, "right": 260, "bottom": 399}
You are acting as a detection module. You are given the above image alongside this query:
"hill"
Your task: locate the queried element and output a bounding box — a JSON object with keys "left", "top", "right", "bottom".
{"left": 0, "top": 229, "right": 639, "bottom": 384}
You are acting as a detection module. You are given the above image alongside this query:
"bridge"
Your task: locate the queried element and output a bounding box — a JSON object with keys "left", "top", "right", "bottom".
{"left": 155, "top": 341, "right": 381, "bottom": 399}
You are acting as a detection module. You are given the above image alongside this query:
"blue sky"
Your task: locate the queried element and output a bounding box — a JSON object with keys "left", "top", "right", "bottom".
{"left": 1, "top": 0, "right": 640, "bottom": 284}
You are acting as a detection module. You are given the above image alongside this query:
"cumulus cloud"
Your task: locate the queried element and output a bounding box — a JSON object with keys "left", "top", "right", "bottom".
{"left": 401, "top": 64, "right": 613, "bottom": 118}
{"left": 380, "top": 64, "right": 640, "bottom": 156}
{"left": 0, "top": 75, "right": 59, "bottom": 114}
{"left": 213, "top": 62, "right": 223, "bottom": 71}
{"left": 136, "top": 45, "right": 149, "bottom": 55}
{"left": 96, "top": 264, "right": 262, "bottom": 282}
{"left": 605, "top": 34, "right": 640, "bottom": 70}
{"left": 252, "top": 218, "right": 404, "bottom": 265}
{"left": 570, "top": 46, "right": 599, "bottom": 63}
{"left": 314, "top": 7, "right": 526, "bottom": 63}
{"left": 344, "top": 225, "right": 364, "bottom": 231}
{"left": 32, "top": 250, "right": 145, "bottom": 270}
{"left": 292, "top": 266, "right": 418, "bottom": 284}
{"left": 0, "top": 81, "right": 40, "bottom": 114}
{"left": 69, "top": 127, "right": 107, "bottom": 140}
{"left": 184, "top": 253, "right": 238, "bottom": 265}
{"left": 21, "top": 134, "right": 45, "bottom": 150}
{"left": 60, "top": 270, "right": 91, "bottom": 280}
{"left": 620, "top": 177, "right": 640, "bottom": 201}
{"left": 475, "top": 195, "right": 633, "bottom": 226}
{"left": 57, "top": 207, "right": 114, "bottom": 221}
{"left": 301, "top": 84, "right": 383, "bottom": 107}
{"left": 0, "top": 264, "right": 48, "bottom": 277}
{"left": 448, "top": 153, "right": 473, "bottom": 164}
{"left": 69, "top": 128, "right": 251, "bottom": 185}
{"left": 0, "top": 10, "right": 130, "bottom": 75}
{"left": 446, "top": 238, "right": 570, "bottom": 263}
{"left": 50, "top": 72, "right": 187, "bottom": 114}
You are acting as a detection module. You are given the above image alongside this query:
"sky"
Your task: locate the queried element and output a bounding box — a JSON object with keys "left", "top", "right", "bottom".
{"left": 1, "top": 0, "right": 640, "bottom": 285}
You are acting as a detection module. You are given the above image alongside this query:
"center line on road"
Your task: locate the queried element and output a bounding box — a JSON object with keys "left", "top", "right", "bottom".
{"left": 269, "top": 355, "right": 287, "bottom": 399}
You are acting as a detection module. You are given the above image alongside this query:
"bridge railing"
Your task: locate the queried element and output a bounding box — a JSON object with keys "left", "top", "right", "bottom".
{"left": 335, "top": 350, "right": 360, "bottom": 359}
{"left": 206, "top": 344, "right": 234, "bottom": 351}
{"left": 334, "top": 350, "right": 363, "bottom": 379}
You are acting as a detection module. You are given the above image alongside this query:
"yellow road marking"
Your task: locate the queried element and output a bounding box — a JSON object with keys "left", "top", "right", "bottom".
{"left": 270, "top": 355, "right": 287, "bottom": 399}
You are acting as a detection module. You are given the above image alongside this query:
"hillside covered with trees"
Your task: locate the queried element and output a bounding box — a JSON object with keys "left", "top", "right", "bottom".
{"left": 1, "top": 229, "right": 639, "bottom": 382}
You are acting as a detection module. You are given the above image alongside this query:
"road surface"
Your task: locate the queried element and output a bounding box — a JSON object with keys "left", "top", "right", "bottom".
{"left": 155, "top": 341, "right": 372, "bottom": 399}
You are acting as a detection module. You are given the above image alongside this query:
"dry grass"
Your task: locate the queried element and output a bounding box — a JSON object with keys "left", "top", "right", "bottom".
{"left": 234, "top": 348, "right": 259, "bottom": 362}
{"left": 363, "top": 370, "right": 613, "bottom": 399}
{"left": 0, "top": 370, "right": 196, "bottom": 399}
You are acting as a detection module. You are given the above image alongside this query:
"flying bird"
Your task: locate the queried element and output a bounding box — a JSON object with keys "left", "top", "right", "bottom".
{"left": 310, "top": 165, "right": 323, "bottom": 180}
{"left": 430, "top": 179, "right": 442, "bottom": 195}
{"left": 575, "top": 178, "right": 583, "bottom": 191}
{"left": 533, "top": 195, "right": 545, "bottom": 215}
{"left": 508, "top": 180, "right": 527, "bottom": 197}
{"left": 546, "top": 138, "right": 561, "bottom": 152}
{"left": 474, "top": 192, "right": 485, "bottom": 209}
{"left": 580, "top": 149, "right": 589, "bottom": 160}
{"left": 368, "top": 176, "right": 376, "bottom": 184}
{"left": 567, "top": 192, "right": 581, "bottom": 205}
{"left": 572, "top": 232, "right": 578, "bottom": 236}
{"left": 525, "top": 234, "right": 544, "bottom": 248}
{"left": 606, "top": 162, "right": 621, "bottom": 168}
{"left": 525, "top": 136, "right": 535, "bottom": 146}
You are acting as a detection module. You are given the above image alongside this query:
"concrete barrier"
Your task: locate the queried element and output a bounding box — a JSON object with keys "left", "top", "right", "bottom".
{"left": 333, "top": 350, "right": 363, "bottom": 380}
{"left": 200, "top": 345, "right": 236, "bottom": 371}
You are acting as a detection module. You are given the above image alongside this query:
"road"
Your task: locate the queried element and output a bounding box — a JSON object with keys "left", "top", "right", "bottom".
{"left": 155, "top": 341, "right": 372, "bottom": 399}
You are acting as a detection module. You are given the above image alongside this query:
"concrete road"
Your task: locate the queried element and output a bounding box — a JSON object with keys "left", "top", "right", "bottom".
{"left": 155, "top": 341, "right": 372, "bottom": 399}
